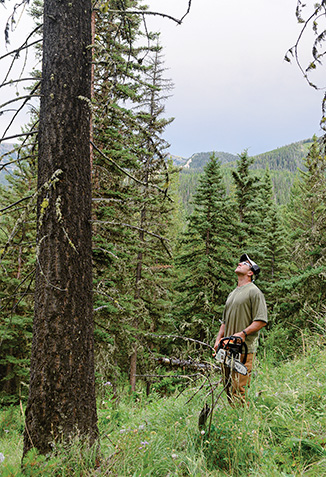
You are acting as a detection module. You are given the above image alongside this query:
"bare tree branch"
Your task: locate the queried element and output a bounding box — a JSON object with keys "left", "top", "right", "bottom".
{"left": 1, "top": 24, "right": 42, "bottom": 62}
{"left": 94, "top": 9, "right": 184, "bottom": 25}
{"left": 0, "top": 93, "right": 40, "bottom": 111}
{"left": 1, "top": 81, "right": 41, "bottom": 139}
{"left": 0, "top": 195, "right": 33, "bottom": 213}
{"left": 0, "top": 130, "right": 37, "bottom": 143}
{"left": 0, "top": 77, "right": 40, "bottom": 88}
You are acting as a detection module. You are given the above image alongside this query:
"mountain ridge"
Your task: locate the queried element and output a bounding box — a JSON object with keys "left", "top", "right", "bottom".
{"left": 0, "top": 138, "right": 314, "bottom": 187}
{"left": 168, "top": 138, "right": 313, "bottom": 172}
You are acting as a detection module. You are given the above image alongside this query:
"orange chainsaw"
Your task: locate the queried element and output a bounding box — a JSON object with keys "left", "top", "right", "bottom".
{"left": 214, "top": 335, "right": 248, "bottom": 375}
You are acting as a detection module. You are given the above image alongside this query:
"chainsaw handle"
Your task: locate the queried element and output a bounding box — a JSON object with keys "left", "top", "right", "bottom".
{"left": 240, "top": 340, "right": 248, "bottom": 365}
{"left": 216, "top": 335, "right": 248, "bottom": 365}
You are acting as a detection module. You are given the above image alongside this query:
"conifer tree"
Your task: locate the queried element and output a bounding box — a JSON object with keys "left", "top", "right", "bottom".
{"left": 265, "top": 137, "right": 326, "bottom": 355}
{"left": 128, "top": 45, "right": 175, "bottom": 391}
{"left": 91, "top": 8, "right": 176, "bottom": 391}
{"left": 292, "top": 136, "right": 326, "bottom": 267}
{"left": 23, "top": 0, "right": 98, "bottom": 456}
{"left": 231, "top": 151, "right": 261, "bottom": 252}
{"left": 260, "top": 203, "right": 289, "bottom": 282}
{"left": 173, "top": 154, "right": 236, "bottom": 345}
{"left": 255, "top": 167, "right": 290, "bottom": 283}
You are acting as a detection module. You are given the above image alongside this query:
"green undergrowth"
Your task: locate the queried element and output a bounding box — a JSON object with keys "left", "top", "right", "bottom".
{"left": 1, "top": 343, "right": 326, "bottom": 476}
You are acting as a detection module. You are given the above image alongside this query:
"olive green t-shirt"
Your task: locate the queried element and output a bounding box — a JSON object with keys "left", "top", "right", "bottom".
{"left": 222, "top": 282, "right": 268, "bottom": 353}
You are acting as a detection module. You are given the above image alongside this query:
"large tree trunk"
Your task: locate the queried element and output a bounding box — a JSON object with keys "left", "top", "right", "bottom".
{"left": 23, "top": 0, "right": 98, "bottom": 456}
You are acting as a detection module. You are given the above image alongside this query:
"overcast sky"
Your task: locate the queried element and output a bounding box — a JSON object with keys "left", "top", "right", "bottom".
{"left": 143, "top": 0, "right": 326, "bottom": 157}
{"left": 1, "top": 0, "right": 325, "bottom": 158}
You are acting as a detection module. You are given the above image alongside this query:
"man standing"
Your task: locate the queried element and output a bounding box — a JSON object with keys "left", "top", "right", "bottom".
{"left": 214, "top": 254, "right": 268, "bottom": 405}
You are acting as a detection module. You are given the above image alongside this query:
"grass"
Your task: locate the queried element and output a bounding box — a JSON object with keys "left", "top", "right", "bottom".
{"left": 1, "top": 341, "right": 326, "bottom": 476}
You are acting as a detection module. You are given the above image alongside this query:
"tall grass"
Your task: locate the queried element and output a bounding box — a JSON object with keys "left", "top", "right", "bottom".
{"left": 1, "top": 340, "right": 326, "bottom": 475}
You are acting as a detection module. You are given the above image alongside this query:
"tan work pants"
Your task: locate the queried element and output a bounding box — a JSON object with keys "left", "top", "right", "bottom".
{"left": 222, "top": 353, "right": 255, "bottom": 406}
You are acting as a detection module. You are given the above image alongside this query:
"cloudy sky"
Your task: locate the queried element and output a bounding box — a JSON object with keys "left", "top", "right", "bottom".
{"left": 143, "top": 0, "right": 326, "bottom": 158}
{"left": 1, "top": 0, "right": 325, "bottom": 158}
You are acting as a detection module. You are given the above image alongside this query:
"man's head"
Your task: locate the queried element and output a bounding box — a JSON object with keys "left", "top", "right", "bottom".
{"left": 235, "top": 254, "right": 260, "bottom": 281}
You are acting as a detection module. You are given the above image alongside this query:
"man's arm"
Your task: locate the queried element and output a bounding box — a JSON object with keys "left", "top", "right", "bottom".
{"left": 233, "top": 320, "right": 267, "bottom": 341}
{"left": 214, "top": 323, "right": 225, "bottom": 351}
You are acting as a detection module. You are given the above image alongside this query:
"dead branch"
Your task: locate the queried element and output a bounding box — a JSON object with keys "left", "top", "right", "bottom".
{"left": 0, "top": 131, "right": 37, "bottom": 143}
{"left": 1, "top": 82, "right": 41, "bottom": 139}
{"left": 0, "top": 77, "right": 40, "bottom": 88}
{"left": 0, "top": 153, "right": 36, "bottom": 171}
{"left": 1, "top": 24, "right": 42, "bottom": 62}
{"left": 0, "top": 268, "right": 35, "bottom": 349}
{"left": 95, "top": 9, "right": 184, "bottom": 25}
{"left": 0, "top": 93, "right": 40, "bottom": 111}
{"left": 155, "top": 356, "right": 219, "bottom": 372}
{"left": 135, "top": 373, "right": 202, "bottom": 379}
{"left": 0, "top": 195, "right": 33, "bottom": 213}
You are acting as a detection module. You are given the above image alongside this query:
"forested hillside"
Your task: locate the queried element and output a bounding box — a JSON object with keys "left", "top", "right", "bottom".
{"left": 1, "top": 138, "right": 312, "bottom": 199}
{"left": 176, "top": 139, "right": 313, "bottom": 214}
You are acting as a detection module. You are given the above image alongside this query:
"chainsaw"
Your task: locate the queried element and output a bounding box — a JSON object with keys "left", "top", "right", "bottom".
{"left": 214, "top": 335, "right": 248, "bottom": 375}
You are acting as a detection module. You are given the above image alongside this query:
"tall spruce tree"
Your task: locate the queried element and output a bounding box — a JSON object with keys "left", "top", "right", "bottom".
{"left": 231, "top": 151, "right": 261, "bottom": 252}
{"left": 265, "top": 137, "right": 326, "bottom": 355}
{"left": 129, "top": 44, "right": 175, "bottom": 391}
{"left": 92, "top": 8, "right": 176, "bottom": 391}
{"left": 256, "top": 167, "right": 290, "bottom": 283}
{"left": 173, "top": 154, "right": 236, "bottom": 345}
{"left": 292, "top": 136, "right": 326, "bottom": 267}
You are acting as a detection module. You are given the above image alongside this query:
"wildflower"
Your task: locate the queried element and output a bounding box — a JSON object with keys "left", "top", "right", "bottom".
{"left": 171, "top": 453, "right": 178, "bottom": 459}
{"left": 104, "top": 381, "right": 112, "bottom": 386}
{"left": 200, "top": 430, "right": 205, "bottom": 435}
{"left": 141, "top": 441, "right": 149, "bottom": 446}
{"left": 0, "top": 453, "right": 4, "bottom": 463}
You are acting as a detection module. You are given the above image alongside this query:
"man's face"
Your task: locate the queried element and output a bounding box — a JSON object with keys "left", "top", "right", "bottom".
{"left": 235, "top": 260, "right": 252, "bottom": 276}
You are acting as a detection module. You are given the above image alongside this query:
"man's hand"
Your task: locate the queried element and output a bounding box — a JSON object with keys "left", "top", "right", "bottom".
{"left": 233, "top": 331, "right": 246, "bottom": 341}
{"left": 214, "top": 323, "right": 225, "bottom": 351}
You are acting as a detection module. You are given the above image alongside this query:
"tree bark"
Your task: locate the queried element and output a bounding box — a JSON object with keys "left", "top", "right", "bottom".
{"left": 23, "top": 0, "right": 98, "bottom": 456}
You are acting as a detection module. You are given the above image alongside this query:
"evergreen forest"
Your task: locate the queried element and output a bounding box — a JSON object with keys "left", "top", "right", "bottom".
{"left": 1, "top": 0, "right": 326, "bottom": 475}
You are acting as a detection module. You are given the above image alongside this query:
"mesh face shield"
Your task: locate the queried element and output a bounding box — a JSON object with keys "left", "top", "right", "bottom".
{"left": 240, "top": 253, "right": 260, "bottom": 278}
